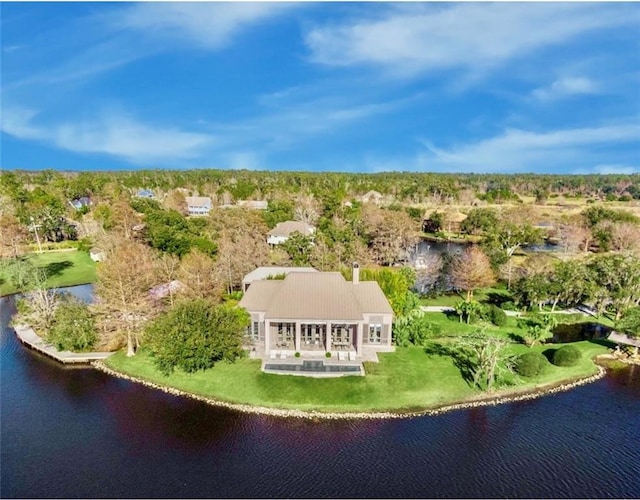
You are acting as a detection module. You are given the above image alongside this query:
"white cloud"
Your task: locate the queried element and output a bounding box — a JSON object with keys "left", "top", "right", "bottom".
{"left": 306, "top": 3, "right": 637, "bottom": 77}
{"left": 589, "top": 164, "right": 640, "bottom": 175}
{"left": 417, "top": 123, "right": 640, "bottom": 172}
{"left": 531, "top": 77, "right": 599, "bottom": 101}
{"left": 115, "top": 3, "right": 295, "bottom": 50}
{"left": 1, "top": 109, "right": 212, "bottom": 164}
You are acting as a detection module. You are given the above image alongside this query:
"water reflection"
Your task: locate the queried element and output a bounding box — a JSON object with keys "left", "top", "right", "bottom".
{"left": 2, "top": 286, "right": 640, "bottom": 499}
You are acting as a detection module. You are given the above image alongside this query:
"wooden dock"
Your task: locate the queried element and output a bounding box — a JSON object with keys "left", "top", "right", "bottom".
{"left": 14, "top": 324, "right": 112, "bottom": 364}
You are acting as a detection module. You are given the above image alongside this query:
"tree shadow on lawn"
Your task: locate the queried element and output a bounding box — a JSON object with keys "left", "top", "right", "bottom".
{"left": 42, "top": 260, "right": 73, "bottom": 279}
{"left": 484, "top": 291, "right": 513, "bottom": 307}
{"left": 424, "top": 342, "right": 475, "bottom": 387}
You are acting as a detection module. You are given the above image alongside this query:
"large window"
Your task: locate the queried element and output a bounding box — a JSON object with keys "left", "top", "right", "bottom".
{"left": 247, "top": 322, "right": 259, "bottom": 341}
{"left": 301, "top": 324, "right": 324, "bottom": 346}
{"left": 368, "top": 324, "right": 382, "bottom": 344}
{"left": 277, "top": 323, "right": 295, "bottom": 346}
{"left": 332, "top": 324, "right": 352, "bottom": 346}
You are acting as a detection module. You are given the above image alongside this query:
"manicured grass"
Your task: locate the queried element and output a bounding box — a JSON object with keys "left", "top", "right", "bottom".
{"left": 0, "top": 250, "right": 97, "bottom": 296}
{"left": 104, "top": 339, "right": 609, "bottom": 414}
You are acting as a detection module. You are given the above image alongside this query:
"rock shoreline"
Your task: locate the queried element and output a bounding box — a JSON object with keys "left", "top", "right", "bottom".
{"left": 91, "top": 359, "right": 607, "bottom": 421}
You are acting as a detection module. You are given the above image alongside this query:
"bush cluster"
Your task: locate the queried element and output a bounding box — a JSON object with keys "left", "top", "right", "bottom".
{"left": 484, "top": 304, "right": 508, "bottom": 327}
{"left": 552, "top": 345, "right": 582, "bottom": 367}
{"left": 515, "top": 352, "right": 548, "bottom": 377}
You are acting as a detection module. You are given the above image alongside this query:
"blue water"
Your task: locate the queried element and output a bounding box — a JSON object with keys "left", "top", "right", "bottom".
{"left": 1, "top": 285, "right": 639, "bottom": 498}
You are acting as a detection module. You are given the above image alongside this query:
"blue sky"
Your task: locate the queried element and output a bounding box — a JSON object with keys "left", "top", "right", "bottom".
{"left": 1, "top": 2, "right": 639, "bottom": 174}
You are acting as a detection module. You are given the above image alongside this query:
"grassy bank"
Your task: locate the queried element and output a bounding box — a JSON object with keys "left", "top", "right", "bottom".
{"left": 104, "top": 341, "right": 609, "bottom": 414}
{"left": 0, "top": 250, "right": 97, "bottom": 296}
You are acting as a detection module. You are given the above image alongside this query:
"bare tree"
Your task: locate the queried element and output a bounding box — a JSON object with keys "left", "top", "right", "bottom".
{"left": 208, "top": 208, "right": 270, "bottom": 293}
{"left": 457, "top": 333, "right": 509, "bottom": 391}
{"left": 362, "top": 205, "right": 419, "bottom": 266}
{"left": 178, "top": 249, "right": 221, "bottom": 301}
{"left": 451, "top": 246, "right": 496, "bottom": 300}
{"left": 415, "top": 253, "right": 443, "bottom": 294}
{"left": 0, "top": 214, "right": 28, "bottom": 258}
{"left": 156, "top": 253, "right": 181, "bottom": 305}
{"left": 95, "top": 241, "right": 159, "bottom": 356}
{"left": 611, "top": 222, "right": 640, "bottom": 254}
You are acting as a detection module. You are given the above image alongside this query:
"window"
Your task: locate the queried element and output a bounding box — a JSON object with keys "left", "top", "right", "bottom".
{"left": 368, "top": 324, "right": 382, "bottom": 344}
{"left": 301, "top": 324, "right": 324, "bottom": 345}
{"left": 277, "top": 323, "right": 295, "bottom": 344}
{"left": 249, "top": 322, "right": 259, "bottom": 340}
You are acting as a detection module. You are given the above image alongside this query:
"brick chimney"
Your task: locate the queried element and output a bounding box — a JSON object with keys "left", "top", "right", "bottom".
{"left": 352, "top": 262, "right": 360, "bottom": 285}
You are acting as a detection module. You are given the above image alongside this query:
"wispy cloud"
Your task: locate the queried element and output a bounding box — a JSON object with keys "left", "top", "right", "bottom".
{"left": 416, "top": 123, "right": 640, "bottom": 172}
{"left": 114, "top": 3, "right": 296, "bottom": 51}
{"left": 1, "top": 108, "right": 212, "bottom": 164}
{"left": 531, "top": 76, "right": 599, "bottom": 102}
{"left": 306, "top": 3, "right": 637, "bottom": 78}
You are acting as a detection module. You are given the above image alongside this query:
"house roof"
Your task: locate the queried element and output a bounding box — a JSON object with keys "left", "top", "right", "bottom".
{"left": 237, "top": 200, "right": 268, "bottom": 209}
{"left": 360, "top": 190, "right": 383, "bottom": 200}
{"left": 239, "top": 271, "right": 393, "bottom": 321}
{"left": 267, "top": 221, "right": 315, "bottom": 238}
{"left": 242, "top": 266, "right": 318, "bottom": 285}
{"left": 186, "top": 196, "right": 212, "bottom": 208}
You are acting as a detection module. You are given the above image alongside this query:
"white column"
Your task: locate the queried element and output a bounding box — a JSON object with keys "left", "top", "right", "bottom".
{"left": 326, "top": 322, "right": 332, "bottom": 353}
{"left": 265, "top": 320, "right": 271, "bottom": 355}
{"left": 356, "top": 323, "right": 363, "bottom": 355}
{"left": 295, "top": 322, "right": 301, "bottom": 352}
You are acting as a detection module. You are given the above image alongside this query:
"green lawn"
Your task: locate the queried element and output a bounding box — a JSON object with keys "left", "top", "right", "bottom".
{"left": 0, "top": 250, "right": 97, "bottom": 296}
{"left": 104, "top": 339, "right": 609, "bottom": 414}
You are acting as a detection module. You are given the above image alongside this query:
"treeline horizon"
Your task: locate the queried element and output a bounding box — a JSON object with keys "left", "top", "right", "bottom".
{"left": 3, "top": 168, "right": 639, "bottom": 202}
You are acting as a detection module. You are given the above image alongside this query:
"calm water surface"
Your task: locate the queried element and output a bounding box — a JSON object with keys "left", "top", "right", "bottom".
{"left": 1, "top": 285, "right": 639, "bottom": 498}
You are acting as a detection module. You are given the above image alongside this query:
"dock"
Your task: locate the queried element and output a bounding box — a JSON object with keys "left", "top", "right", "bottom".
{"left": 14, "top": 324, "right": 112, "bottom": 364}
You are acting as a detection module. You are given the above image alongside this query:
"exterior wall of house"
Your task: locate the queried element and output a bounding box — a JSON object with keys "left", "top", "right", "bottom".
{"left": 361, "top": 313, "right": 393, "bottom": 349}
{"left": 187, "top": 205, "right": 211, "bottom": 215}
{"left": 266, "top": 235, "right": 288, "bottom": 245}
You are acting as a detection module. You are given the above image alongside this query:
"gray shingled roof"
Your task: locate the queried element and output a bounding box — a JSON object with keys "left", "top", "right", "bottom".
{"left": 267, "top": 221, "right": 315, "bottom": 237}
{"left": 239, "top": 271, "right": 393, "bottom": 320}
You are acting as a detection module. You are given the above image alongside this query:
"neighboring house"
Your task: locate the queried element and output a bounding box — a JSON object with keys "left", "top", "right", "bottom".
{"left": 135, "top": 189, "right": 155, "bottom": 199}
{"left": 267, "top": 221, "right": 315, "bottom": 246}
{"left": 242, "top": 266, "right": 318, "bottom": 292}
{"left": 237, "top": 200, "right": 268, "bottom": 210}
{"left": 239, "top": 263, "right": 394, "bottom": 361}
{"left": 359, "top": 190, "right": 383, "bottom": 204}
{"left": 186, "top": 196, "right": 212, "bottom": 216}
{"left": 69, "top": 197, "right": 91, "bottom": 210}
{"left": 89, "top": 247, "right": 105, "bottom": 262}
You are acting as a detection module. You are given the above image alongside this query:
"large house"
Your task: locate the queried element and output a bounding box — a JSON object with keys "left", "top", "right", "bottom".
{"left": 186, "top": 196, "right": 212, "bottom": 216}
{"left": 239, "top": 264, "right": 394, "bottom": 362}
{"left": 267, "top": 221, "right": 315, "bottom": 246}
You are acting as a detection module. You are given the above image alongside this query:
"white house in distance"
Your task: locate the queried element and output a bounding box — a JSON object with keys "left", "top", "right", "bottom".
{"left": 359, "top": 190, "right": 384, "bottom": 204}
{"left": 267, "top": 221, "right": 315, "bottom": 246}
{"left": 239, "top": 263, "right": 394, "bottom": 369}
{"left": 186, "top": 196, "right": 212, "bottom": 216}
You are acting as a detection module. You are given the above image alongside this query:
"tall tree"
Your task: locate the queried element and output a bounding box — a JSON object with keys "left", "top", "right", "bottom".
{"left": 95, "top": 240, "right": 159, "bottom": 356}
{"left": 178, "top": 249, "right": 221, "bottom": 301}
{"left": 451, "top": 246, "right": 496, "bottom": 300}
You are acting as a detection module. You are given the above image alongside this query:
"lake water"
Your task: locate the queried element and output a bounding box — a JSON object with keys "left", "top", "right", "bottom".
{"left": 1, "top": 285, "right": 639, "bottom": 498}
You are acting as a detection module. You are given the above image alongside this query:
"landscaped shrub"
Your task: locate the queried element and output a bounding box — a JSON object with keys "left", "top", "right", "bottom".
{"left": 325, "top": 352, "right": 331, "bottom": 358}
{"left": 485, "top": 304, "right": 508, "bottom": 327}
{"left": 295, "top": 352, "right": 301, "bottom": 358}
{"left": 515, "top": 352, "right": 548, "bottom": 377}
{"left": 552, "top": 345, "right": 582, "bottom": 367}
